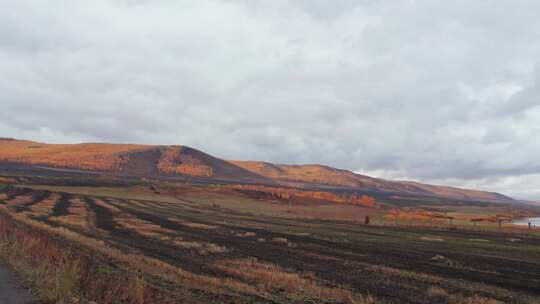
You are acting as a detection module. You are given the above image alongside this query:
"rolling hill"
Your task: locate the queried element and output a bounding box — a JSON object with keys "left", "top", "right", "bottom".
{"left": 0, "top": 138, "right": 270, "bottom": 184}
{"left": 230, "top": 161, "right": 513, "bottom": 203}
{"left": 0, "top": 138, "right": 513, "bottom": 203}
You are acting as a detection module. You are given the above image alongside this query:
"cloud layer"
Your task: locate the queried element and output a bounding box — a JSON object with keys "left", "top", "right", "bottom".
{"left": 2, "top": 1, "right": 540, "bottom": 199}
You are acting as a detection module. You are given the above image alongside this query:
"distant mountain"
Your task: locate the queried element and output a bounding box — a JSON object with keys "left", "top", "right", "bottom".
{"left": 0, "top": 138, "right": 514, "bottom": 203}
{"left": 519, "top": 200, "right": 540, "bottom": 207}
{"left": 0, "top": 139, "right": 270, "bottom": 184}
{"left": 230, "top": 161, "right": 513, "bottom": 203}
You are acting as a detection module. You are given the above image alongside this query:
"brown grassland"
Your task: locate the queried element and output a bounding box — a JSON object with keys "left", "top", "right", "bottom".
{"left": 0, "top": 179, "right": 539, "bottom": 304}
{"left": 0, "top": 140, "right": 152, "bottom": 172}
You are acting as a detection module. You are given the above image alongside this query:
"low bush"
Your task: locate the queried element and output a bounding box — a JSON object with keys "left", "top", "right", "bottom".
{"left": 0, "top": 213, "right": 170, "bottom": 303}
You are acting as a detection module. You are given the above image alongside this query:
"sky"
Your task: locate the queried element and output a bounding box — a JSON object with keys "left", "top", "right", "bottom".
{"left": 1, "top": 1, "right": 540, "bottom": 199}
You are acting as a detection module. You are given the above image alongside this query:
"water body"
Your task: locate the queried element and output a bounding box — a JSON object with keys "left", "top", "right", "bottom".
{"left": 512, "top": 217, "right": 540, "bottom": 226}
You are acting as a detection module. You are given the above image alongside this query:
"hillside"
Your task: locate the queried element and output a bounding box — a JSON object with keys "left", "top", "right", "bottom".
{"left": 230, "top": 161, "right": 513, "bottom": 203}
{"left": 0, "top": 139, "right": 269, "bottom": 183}
{"left": 0, "top": 138, "right": 513, "bottom": 203}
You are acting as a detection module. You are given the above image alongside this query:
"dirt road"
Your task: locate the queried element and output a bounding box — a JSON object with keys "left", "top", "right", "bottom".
{"left": 0, "top": 265, "right": 35, "bottom": 304}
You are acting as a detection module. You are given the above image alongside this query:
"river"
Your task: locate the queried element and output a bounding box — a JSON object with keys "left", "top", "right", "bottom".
{"left": 512, "top": 217, "right": 540, "bottom": 226}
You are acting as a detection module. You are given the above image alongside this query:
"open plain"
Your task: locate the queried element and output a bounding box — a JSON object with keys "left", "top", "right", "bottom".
{"left": 1, "top": 179, "right": 539, "bottom": 304}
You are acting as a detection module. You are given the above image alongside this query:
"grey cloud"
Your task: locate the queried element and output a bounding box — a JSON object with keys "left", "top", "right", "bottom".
{"left": 2, "top": 0, "right": 540, "bottom": 198}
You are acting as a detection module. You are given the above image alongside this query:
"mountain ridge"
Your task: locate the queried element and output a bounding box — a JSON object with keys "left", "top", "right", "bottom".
{"left": 0, "top": 138, "right": 513, "bottom": 203}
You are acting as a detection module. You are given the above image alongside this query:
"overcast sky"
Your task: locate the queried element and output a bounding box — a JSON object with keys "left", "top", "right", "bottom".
{"left": 1, "top": 1, "right": 540, "bottom": 199}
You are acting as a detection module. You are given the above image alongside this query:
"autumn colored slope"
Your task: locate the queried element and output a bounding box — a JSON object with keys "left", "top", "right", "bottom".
{"left": 0, "top": 139, "right": 268, "bottom": 183}
{"left": 0, "top": 138, "right": 513, "bottom": 203}
{"left": 231, "top": 161, "right": 513, "bottom": 203}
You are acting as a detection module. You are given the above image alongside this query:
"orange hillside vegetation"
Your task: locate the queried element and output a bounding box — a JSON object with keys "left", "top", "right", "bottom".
{"left": 0, "top": 139, "right": 151, "bottom": 171}
{"left": 230, "top": 184, "right": 377, "bottom": 207}
{"left": 230, "top": 161, "right": 384, "bottom": 188}
{"left": 0, "top": 139, "right": 269, "bottom": 181}
{"left": 230, "top": 161, "right": 511, "bottom": 203}
{"left": 157, "top": 146, "right": 214, "bottom": 177}
{"left": 0, "top": 139, "right": 513, "bottom": 204}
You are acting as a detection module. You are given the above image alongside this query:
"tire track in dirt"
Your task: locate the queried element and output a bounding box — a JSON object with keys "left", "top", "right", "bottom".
{"left": 81, "top": 197, "right": 263, "bottom": 303}
{"left": 4, "top": 187, "right": 538, "bottom": 303}
{"left": 104, "top": 200, "right": 540, "bottom": 303}
{"left": 83, "top": 197, "right": 117, "bottom": 232}
{"left": 11, "top": 190, "right": 51, "bottom": 213}
{"left": 102, "top": 199, "right": 232, "bottom": 275}
{"left": 50, "top": 193, "right": 72, "bottom": 217}
{"left": 113, "top": 203, "right": 415, "bottom": 302}
{"left": 3, "top": 187, "right": 32, "bottom": 202}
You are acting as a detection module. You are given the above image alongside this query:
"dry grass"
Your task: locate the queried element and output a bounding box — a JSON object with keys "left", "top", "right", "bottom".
{"left": 25, "top": 185, "right": 182, "bottom": 204}
{"left": 168, "top": 218, "right": 217, "bottom": 230}
{"left": 1, "top": 206, "right": 248, "bottom": 299}
{"left": 427, "top": 286, "right": 449, "bottom": 297}
{"left": 417, "top": 276, "right": 505, "bottom": 304}
{"left": 236, "top": 231, "right": 256, "bottom": 238}
{"left": 116, "top": 216, "right": 176, "bottom": 238}
{"left": 128, "top": 274, "right": 146, "bottom": 304}
{"left": 463, "top": 296, "right": 501, "bottom": 304}
{"left": 94, "top": 199, "right": 176, "bottom": 238}
{"left": 50, "top": 198, "right": 94, "bottom": 230}
{"left": 2, "top": 186, "right": 528, "bottom": 304}
{"left": 367, "top": 265, "right": 442, "bottom": 283}
{"left": 0, "top": 140, "right": 151, "bottom": 171}
{"left": 30, "top": 193, "right": 60, "bottom": 215}
{"left": 3, "top": 205, "right": 376, "bottom": 303}
{"left": 0, "top": 215, "right": 79, "bottom": 302}
{"left": 214, "top": 258, "right": 374, "bottom": 304}
{"left": 450, "top": 295, "right": 502, "bottom": 304}
{"left": 271, "top": 237, "right": 288, "bottom": 244}
{"left": 6, "top": 195, "right": 33, "bottom": 207}
{"left": 0, "top": 212, "right": 173, "bottom": 303}
{"left": 94, "top": 198, "right": 121, "bottom": 213}
{"left": 419, "top": 236, "right": 445, "bottom": 242}
{"left": 172, "top": 238, "right": 227, "bottom": 254}
{"left": 271, "top": 236, "right": 297, "bottom": 247}
{"left": 2, "top": 207, "right": 375, "bottom": 303}
{"left": 431, "top": 254, "right": 457, "bottom": 267}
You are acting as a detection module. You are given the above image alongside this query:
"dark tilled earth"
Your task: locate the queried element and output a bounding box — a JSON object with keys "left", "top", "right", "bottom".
{"left": 1, "top": 185, "right": 539, "bottom": 304}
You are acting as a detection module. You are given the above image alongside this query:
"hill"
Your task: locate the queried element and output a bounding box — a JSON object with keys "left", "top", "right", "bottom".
{"left": 0, "top": 139, "right": 270, "bottom": 184}
{"left": 230, "top": 161, "right": 513, "bottom": 203}
{"left": 0, "top": 138, "right": 513, "bottom": 203}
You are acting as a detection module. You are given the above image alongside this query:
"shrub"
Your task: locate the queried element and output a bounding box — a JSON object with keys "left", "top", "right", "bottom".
{"left": 0, "top": 213, "right": 166, "bottom": 304}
